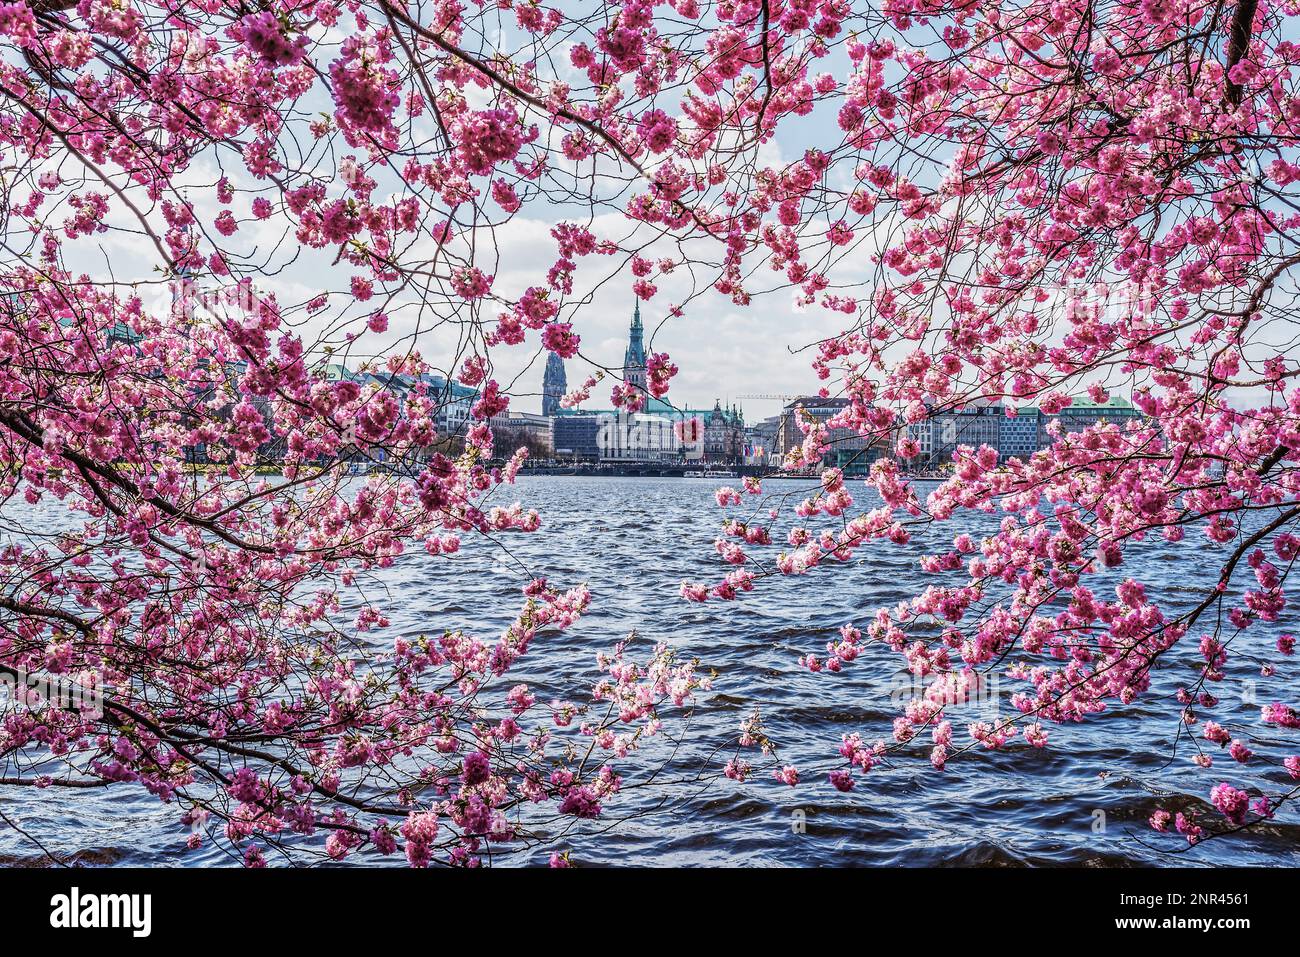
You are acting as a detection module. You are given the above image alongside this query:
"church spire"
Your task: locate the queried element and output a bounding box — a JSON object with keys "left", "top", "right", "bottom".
{"left": 542, "top": 350, "right": 567, "bottom": 416}
{"left": 623, "top": 300, "right": 647, "bottom": 394}
{"left": 624, "top": 301, "right": 645, "bottom": 367}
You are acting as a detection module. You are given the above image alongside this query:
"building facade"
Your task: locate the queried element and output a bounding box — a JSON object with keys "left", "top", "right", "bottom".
{"left": 1051, "top": 396, "right": 1144, "bottom": 436}
{"left": 931, "top": 406, "right": 1001, "bottom": 466}
{"left": 355, "top": 370, "right": 476, "bottom": 439}
{"left": 906, "top": 397, "right": 1142, "bottom": 471}
{"left": 552, "top": 414, "right": 603, "bottom": 460}
{"left": 703, "top": 400, "right": 745, "bottom": 464}
{"left": 997, "top": 407, "right": 1044, "bottom": 461}
{"left": 903, "top": 418, "right": 934, "bottom": 464}
{"left": 746, "top": 415, "right": 782, "bottom": 467}
{"left": 491, "top": 410, "right": 554, "bottom": 455}
{"left": 777, "top": 396, "right": 888, "bottom": 474}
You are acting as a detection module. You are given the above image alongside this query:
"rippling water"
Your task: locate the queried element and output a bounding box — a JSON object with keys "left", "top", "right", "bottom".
{"left": 4, "top": 476, "right": 1299, "bottom": 867}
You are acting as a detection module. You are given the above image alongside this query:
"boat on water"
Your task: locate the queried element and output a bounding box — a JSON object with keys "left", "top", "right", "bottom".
{"left": 703, "top": 469, "right": 738, "bottom": 478}
{"left": 683, "top": 469, "right": 705, "bottom": 478}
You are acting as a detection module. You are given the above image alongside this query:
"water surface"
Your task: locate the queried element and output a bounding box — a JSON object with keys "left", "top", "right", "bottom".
{"left": 3, "top": 476, "right": 1298, "bottom": 867}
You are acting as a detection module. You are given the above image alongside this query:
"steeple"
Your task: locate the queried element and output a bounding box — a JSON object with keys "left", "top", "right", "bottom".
{"left": 623, "top": 300, "right": 647, "bottom": 394}
{"left": 542, "top": 350, "right": 567, "bottom": 416}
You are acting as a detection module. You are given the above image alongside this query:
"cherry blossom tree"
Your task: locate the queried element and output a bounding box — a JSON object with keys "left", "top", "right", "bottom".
{"left": 677, "top": 0, "right": 1300, "bottom": 849}
{"left": 0, "top": 0, "right": 1298, "bottom": 863}
{"left": 0, "top": 0, "right": 717, "bottom": 866}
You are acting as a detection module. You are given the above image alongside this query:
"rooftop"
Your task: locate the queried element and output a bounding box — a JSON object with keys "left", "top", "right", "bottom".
{"left": 1060, "top": 396, "right": 1136, "bottom": 410}
{"left": 781, "top": 396, "right": 851, "bottom": 411}
{"left": 557, "top": 397, "right": 742, "bottom": 421}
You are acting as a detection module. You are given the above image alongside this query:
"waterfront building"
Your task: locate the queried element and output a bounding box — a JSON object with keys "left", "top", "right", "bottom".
{"left": 776, "top": 396, "right": 839, "bottom": 457}
{"left": 552, "top": 413, "right": 603, "bottom": 461}
{"left": 914, "top": 397, "right": 1140, "bottom": 469}
{"left": 425, "top": 375, "right": 477, "bottom": 437}
{"left": 998, "top": 406, "right": 1044, "bottom": 462}
{"left": 931, "top": 405, "right": 1001, "bottom": 466}
{"left": 703, "top": 400, "right": 745, "bottom": 463}
{"left": 492, "top": 410, "right": 554, "bottom": 455}
{"left": 355, "top": 371, "right": 476, "bottom": 439}
{"left": 903, "top": 418, "right": 934, "bottom": 465}
{"left": 777, "top": 396, "right": 888, "bottom": 475}
{"left": 1050, "top": 396, "right": 1143, "bottom": 436}
{"left": 746, "top": 415, "right": 782, "bottom": 467}
{"left": 599, "top": 412, "right": 683, "bottom": 462}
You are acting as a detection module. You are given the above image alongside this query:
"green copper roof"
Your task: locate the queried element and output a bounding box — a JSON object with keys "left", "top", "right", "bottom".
{"left": 1061, "top": 396, "right": 1135, "bottom": 410}
{"left": 317, "top": 362, "right": 357, "bottom": 381}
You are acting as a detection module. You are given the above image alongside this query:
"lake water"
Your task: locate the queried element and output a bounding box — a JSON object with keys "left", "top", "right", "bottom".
{"left": 3, "top": 476, "right": 1299, "bottom": 866}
